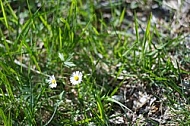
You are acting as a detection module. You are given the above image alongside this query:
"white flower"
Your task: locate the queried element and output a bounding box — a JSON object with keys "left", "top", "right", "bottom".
{"left": 47, "top": 75, "right": 57, "bottom": 88}
{"left": 70, "top": 71, "right": 83, "bottom": 85}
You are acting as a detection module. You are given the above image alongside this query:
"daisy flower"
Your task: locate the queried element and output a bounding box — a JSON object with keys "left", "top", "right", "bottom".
{"left": 70, "top": 71, "right": 83, "bottom": 85}
{"left": 47, "top": 75, "right": 57, "bottom": 88}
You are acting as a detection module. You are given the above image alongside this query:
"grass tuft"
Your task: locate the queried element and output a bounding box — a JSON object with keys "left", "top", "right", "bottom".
{"left": 0, "top": 0, "right": 189, "bottom": 125}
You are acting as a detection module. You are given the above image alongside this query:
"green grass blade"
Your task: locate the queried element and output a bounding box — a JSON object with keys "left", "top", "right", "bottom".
{"left": 119, "top": 8, "right": 125, "bottom": 25}
{"left": 0, "top": 0, "right": 8, "bottom": 28}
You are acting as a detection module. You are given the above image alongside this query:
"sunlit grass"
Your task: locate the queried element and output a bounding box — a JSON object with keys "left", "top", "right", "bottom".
{"left": 0, "top": 0, "right": 189, "bottom": 125}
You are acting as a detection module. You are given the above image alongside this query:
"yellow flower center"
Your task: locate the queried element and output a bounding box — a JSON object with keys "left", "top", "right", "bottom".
{"left": 51, "top": 79, "right": 56, "bottom": 84}
{"left": 74, "top": 76, "right": 79, "bottom": 81}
